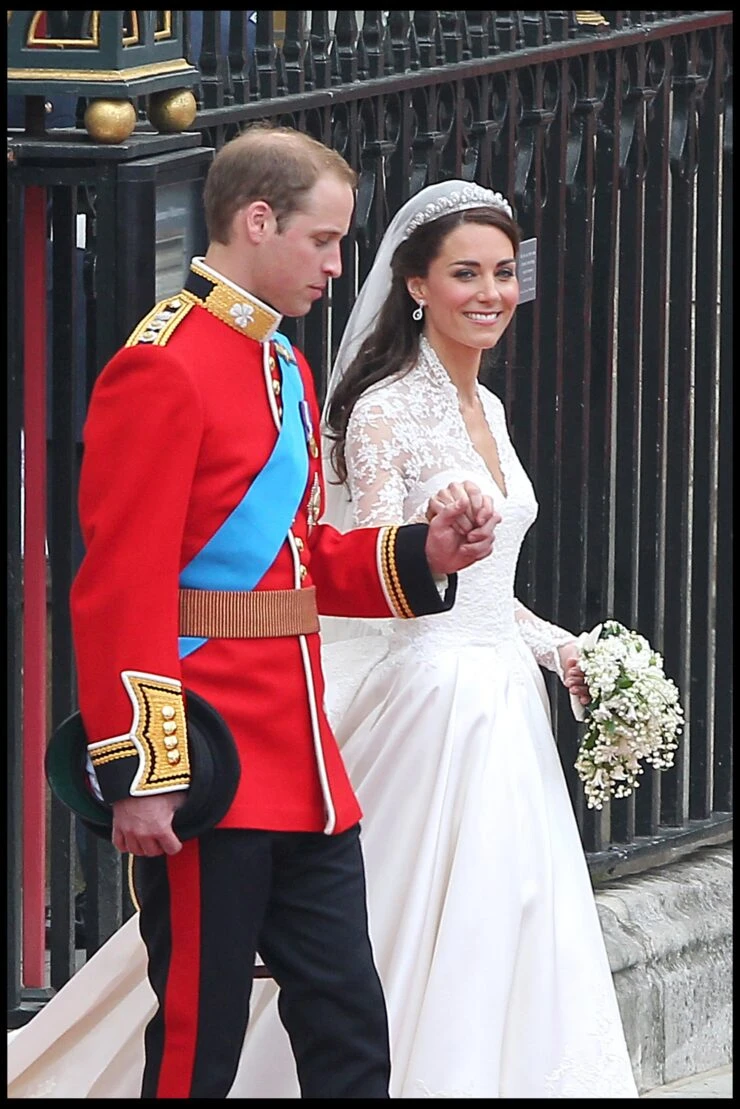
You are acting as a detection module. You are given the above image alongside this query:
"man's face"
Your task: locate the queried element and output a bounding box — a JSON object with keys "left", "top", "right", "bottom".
{"left": 253, "top": 173, "right": 355, "bottom": 317}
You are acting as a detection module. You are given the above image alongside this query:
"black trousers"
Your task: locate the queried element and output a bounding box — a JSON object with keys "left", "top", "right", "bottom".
{"left": 133, "top": 823, "right": 391, "bottom": 1099}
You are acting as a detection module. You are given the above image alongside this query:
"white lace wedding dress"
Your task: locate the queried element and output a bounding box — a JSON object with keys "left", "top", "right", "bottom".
{"left": 7, "top": 339, "right": 638, "bottom": 1099}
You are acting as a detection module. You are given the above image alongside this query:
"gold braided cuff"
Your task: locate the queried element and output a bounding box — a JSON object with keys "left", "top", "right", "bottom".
{"left": 379, "top": 526, "right": 414, "bottom": 619}
{"left": 88, "top": 671, "right": 191, "bottom": 795}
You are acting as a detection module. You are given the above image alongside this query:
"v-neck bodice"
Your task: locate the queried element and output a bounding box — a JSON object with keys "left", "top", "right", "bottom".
{"left": 342, "top": 338, "right": 554, "bottom": 654}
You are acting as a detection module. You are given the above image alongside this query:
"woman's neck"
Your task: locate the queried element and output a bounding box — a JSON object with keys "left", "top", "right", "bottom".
{"left": 423, "top": 333, "right": 482, "bottom": 407}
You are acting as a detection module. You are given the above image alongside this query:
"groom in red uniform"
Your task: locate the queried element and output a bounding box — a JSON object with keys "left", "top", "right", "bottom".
{"left": 70, "top": 123, "right": 497, "bottom": 1098}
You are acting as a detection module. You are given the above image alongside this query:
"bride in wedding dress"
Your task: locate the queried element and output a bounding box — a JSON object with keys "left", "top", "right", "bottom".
{"left": 8, "top": 180, "right": 638, "bottom": 1098}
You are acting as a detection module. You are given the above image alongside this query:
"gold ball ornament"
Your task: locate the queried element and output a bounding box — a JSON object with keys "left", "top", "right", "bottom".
{"left": 147, "top": 89, "right": 197, "bottom": 133}
{"left": 83, "top": 99, "right": 137, "bottom": 144}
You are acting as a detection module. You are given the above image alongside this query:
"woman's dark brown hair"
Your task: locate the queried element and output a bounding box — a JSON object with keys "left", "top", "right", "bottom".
{"left": 325, "top": 205, "right": 521, "bottom": 484}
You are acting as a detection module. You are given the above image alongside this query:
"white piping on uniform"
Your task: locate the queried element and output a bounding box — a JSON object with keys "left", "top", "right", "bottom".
{"left": 299, "top": 634, "right": 336, "bottom": 834}
{"left": 263, "top": 341, "right": 336, "bottom": 833}
{"left": 262, "top": 340, "right": 282, "bottom": 426}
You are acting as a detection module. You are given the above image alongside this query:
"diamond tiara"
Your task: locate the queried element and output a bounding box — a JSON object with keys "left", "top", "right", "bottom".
{"left": 403, "top": 183, "right": 514, "bottom": 237}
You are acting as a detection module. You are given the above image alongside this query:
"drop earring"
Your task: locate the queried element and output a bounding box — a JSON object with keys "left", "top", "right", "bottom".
{"left": 412, "top": 302, "right": 424, "bottom": 322}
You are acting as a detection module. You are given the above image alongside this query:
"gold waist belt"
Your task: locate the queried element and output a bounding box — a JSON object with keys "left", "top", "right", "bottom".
{"left": 179, "top": 586, "right": 319, "bottom": 639}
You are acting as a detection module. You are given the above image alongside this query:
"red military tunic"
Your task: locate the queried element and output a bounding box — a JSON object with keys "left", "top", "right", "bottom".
{"left": 71, "top": 258, "right": 456, "bottom": 835}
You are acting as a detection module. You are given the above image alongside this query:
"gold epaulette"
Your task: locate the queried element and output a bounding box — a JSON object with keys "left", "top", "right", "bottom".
{"left": 125, "top": 295, "right": 194, "bottom": 348}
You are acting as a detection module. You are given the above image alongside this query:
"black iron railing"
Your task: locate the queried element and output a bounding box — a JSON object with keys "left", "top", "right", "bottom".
{"left": 7, "top": 12, "right": 732, "bottom": 1015}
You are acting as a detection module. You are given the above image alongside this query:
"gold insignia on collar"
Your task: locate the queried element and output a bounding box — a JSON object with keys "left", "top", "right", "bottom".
{"left": 189, "top": 259, "right": 280, "bottom": 342}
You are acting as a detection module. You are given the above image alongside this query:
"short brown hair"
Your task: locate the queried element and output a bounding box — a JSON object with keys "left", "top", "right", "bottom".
{"left": 204, "top": 123, "right": 358, "bottom": 243}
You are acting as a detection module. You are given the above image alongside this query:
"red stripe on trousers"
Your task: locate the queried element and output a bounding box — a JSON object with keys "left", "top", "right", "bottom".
{"left": 156, "top": 841, "right": 202, "bottom": 1098}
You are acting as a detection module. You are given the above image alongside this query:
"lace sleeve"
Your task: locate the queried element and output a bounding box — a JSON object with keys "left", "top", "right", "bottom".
{"left": 514, "top": 599, "right": 577, "bottom": 678}
{"left": 344, "top": 394, "right": 418, "bottom": 526}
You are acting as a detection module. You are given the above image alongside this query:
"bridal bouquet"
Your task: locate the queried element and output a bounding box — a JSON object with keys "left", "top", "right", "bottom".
{"left": 572, "top": 620, "right": 684, "bottom": 810}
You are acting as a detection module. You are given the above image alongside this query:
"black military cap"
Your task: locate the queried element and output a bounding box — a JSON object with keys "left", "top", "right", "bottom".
{"left": 45, "top": 689, "right": 240, "bottom": 841}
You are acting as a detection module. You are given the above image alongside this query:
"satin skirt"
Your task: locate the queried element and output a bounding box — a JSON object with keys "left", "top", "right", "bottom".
{"left": 7, "top": 636, "right": 638, "bottom": 1098}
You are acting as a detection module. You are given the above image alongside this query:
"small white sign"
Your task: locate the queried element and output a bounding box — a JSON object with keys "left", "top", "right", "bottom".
{"left": 518, "top": 237, "right": 536, "bottom": 304}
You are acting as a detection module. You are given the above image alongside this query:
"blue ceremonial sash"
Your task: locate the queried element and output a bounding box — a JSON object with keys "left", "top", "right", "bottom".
{"left": 179, "top": 333, "right": 309, "bottom": 658}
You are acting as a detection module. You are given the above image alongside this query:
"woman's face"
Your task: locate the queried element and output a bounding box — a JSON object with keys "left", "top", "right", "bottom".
{"left": 407, "top": 222, "right": 519, "bottom": 363}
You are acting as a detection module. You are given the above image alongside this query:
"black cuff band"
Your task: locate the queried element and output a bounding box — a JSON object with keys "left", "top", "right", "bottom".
{"left": 393, "top": 523, "right": 458, "bottom": 615}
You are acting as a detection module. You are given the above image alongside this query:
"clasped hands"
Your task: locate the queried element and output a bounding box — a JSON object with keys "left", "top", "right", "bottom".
{"left": 112, "top": 480, "right": 498, "bottom": 860}
{"left": 424, "top": 480, "right": 500, "bottom": 576}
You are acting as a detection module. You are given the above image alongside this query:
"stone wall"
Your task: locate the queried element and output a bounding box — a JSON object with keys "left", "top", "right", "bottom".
{"left": 596, "top": 844, "right": 733, "bottom": 1094}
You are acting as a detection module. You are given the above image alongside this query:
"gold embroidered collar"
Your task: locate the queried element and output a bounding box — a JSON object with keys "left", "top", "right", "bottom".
{"left": 183, "top": 258, "right": 282, "bottom": 343}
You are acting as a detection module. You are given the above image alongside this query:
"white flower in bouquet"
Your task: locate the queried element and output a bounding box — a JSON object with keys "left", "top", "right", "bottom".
{"left": 573, "top": 620, "right": 684, "bottom": 810}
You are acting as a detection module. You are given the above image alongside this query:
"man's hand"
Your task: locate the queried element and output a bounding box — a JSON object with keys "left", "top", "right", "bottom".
{"left": 559, "top": 645, "right": 591, "bottom": 707}
{"left": 111, "top": 792, "right": 187, "bottom": 857}
{"left": 424, "top": 480, "right": 500, "bottom": 576}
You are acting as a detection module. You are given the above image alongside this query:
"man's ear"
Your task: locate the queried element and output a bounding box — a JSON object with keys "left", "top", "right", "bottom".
{"left": 241, "top": 200, "right": 276, "bottom": 243}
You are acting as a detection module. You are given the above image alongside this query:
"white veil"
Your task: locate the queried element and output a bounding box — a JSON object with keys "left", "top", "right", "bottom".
{"left": 318, "top": 179, "right": 513, "bottom": 648}
{"left": 320, "top": 179, "right": 513, "bottom": 535}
